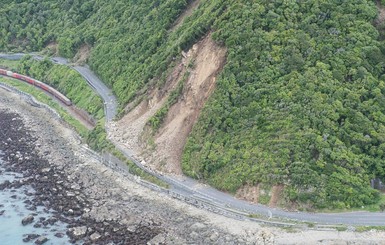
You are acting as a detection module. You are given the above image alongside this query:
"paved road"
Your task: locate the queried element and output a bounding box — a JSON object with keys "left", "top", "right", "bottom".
{"left": 0, "top": 53, "right": 118, "bottom": 121}
{"left": 2, "top": 53, "right": 385, "bottom": 226}
{"left": 72, "top": 65, "right": 117, "bottom": 121}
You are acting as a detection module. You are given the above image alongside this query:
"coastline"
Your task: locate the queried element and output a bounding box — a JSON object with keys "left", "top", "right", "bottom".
{"left": 1, "top": 87, "right": 385, "bottom": 244}
{"left": 0, "top": 90, "right": 161, "bottom": 244}
{"left": 0, "top": 84, "right": 264, "bottom": 244}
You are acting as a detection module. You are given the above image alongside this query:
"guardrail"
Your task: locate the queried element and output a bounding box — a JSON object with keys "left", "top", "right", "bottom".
{"left": 0, "top": 60, "right": 302, "bottom": 227}
{"left": 0, "top": 81, "right": 61, "bottom": 119}
{"left": 79, "top": 143, "right": 296, "bottom": 227}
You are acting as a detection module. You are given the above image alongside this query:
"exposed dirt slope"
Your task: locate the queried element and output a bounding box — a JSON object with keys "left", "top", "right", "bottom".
{"left": 73, "top": 44, "right": 91, "bottom": 65}
{"left": 236, "top": 184, "right": 260, "bottom": 204}
{"left": 269, "top": 185, "right": 284, "bottom": 208}
{"left": 169, "top": 0, "right": 201, "bottom": 32}
{"left": 150, "top": 34, "right": 226, "bottom": 174}
{"left": 236, "top": 184, "right": 285, "bottom": 208}
{"left": 109, "top": 34, "right": 226, "bottom": 174}
{"left": 45, "top": 42, "right": 59, "bottom": 56}
{"left": 109, "top": 59, "right": 185, "bottom": 160}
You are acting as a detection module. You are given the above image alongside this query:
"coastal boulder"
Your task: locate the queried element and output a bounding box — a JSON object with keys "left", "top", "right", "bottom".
{"left": 22, "top": 234, "right": 39, "bottom": 242}
{"left": 22, "top": 215, "right": 34, "bottom": 225}
{"left": 35, "top": 236, "right": 49, "bottom": 245}
{"left": 90, "top": 232, "right": 101, "bottom": 242}
{"left": 67, "top": 226, "right": 88, "bottom": 240}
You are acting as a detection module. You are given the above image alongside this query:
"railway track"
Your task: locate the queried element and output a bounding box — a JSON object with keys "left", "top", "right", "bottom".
{"left": 2, "top": 53, "right": 385, "bottom": 226}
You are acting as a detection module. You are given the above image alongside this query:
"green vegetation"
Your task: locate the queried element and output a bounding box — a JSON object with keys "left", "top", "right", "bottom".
{"left": 0, "top": 77, "right": 89, "bottom": 137}
{"left": 355, "top": 225, "right": 385, "bottom": 232}
{"left": 319, "top": 193, "right": 385, "bottom": 213}
{"left": 148, "top": 71, "right": 187, "bottom": 131}
{"left": 184, "top": 0, "right": 385, "bottom": 209}
{"left": 2, "top": 0, "right": 385, "bottom": 209}
{"left": 16, "top": 56, "right": 104, "bottom": 120}
{"left": 0, "top": 0, "right": 223, "bottom": 105}
{"left": 0, "top": 59, "right": 19, "bottom": 70}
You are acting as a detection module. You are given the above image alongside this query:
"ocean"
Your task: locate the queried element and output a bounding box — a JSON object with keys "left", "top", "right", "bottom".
{"left": 0, "top": 155, "right": 69, "bottom": 245}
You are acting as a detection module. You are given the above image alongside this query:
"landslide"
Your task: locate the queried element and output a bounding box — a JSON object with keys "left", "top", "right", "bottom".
{"left": 151, "top": 34, "right": 226, "bottom": 174}
{"left": 182, "top": 1, "right": 385, "bottom": 209}
{"left": 110, "top": 33, "right": 226, "bottom": 174}
{"left": 3, "top": 0, "right": 385, "bottom": 209}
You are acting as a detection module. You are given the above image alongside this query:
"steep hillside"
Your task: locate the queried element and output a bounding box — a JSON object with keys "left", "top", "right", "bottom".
{"left": 109, "top": 33, "right": 226, "bottom": 174}
{"left": 2, "top": 0, "right": 385, "bottom": 209}
{"left": 184, "top": 0, "right": 385, "bottom": 209}
{"left": 0, "top": 0, "right": 224, "bottom": 105}
{"left": 152, "top": 34, "right": 226, "bottom": 173}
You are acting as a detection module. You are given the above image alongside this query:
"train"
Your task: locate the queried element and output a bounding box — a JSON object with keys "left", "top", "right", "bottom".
{"left": 0, "top": 68, "right": 72, "bottom": 106}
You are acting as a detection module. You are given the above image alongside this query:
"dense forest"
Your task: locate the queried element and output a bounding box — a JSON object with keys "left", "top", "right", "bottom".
{"left": 16, "top": 57, "right": 104, "bottom": 120}
{"left": 2, "top": 0, "right": 385, "bottom": 209}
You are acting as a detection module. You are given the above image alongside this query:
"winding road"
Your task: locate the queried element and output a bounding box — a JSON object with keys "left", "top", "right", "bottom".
{"left": 1, "top": 53, "right": 385, "bottom": 226}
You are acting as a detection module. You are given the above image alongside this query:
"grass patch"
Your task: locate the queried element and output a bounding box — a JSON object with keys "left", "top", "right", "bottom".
{"left": 0, "top": 77, "right": 89, "bottom": 137}
{"left": 279, "top": 226, "right": 299, "bottom": 233}
{"left": 335, "top": 226, "right": 348, "bottom": 232}
{"left": 355, "top": 226, "right": 385, "bottom": 232}
{"left": 304, "top": 222, "right": 315, "bottom": 228}
{"left": 258, "top": 194, "right": 270, "bottom": 205}
{"left": 0, "top": 58, "right": 19, "bottom": 70}
{"left": 248, "top": 213, "right": 265, "bottom": 219}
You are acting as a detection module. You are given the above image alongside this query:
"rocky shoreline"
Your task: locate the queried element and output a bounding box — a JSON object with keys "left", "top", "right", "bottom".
{"left": 0, "top": 109, "right": 162, "bottom": 244}
{"left": 2, "top": 87, "right": 385, "bottom": 245}
{"left": 0, "top": 86, "right": 269, "bottom": 245}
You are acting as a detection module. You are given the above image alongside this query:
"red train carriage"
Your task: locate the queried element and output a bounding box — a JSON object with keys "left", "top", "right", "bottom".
{"left": 0, "top": 68, "right": 72, "bottom": 106}
{"left": 34, "top": 79, "right": 49, "bottom": 91}
{"left": 12, "top": 73, "right": 24, "bottom": 80}
{"left": 25, "top": 77, "right": 35, "bottom": 85}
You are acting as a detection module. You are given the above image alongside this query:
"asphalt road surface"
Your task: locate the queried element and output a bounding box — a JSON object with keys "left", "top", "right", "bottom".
{"left": 0, "top": 53, "right": 118, "bottom": 121}
{"left": 1, "top": 53, "right": 385, "bottom": 226}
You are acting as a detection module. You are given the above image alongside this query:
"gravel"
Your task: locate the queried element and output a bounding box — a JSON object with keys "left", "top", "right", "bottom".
{"left": 0, "top": 88, "right": 262, "bottom": 244}
{"left": 2, "top": 85, "right": 385, "bottom": 245}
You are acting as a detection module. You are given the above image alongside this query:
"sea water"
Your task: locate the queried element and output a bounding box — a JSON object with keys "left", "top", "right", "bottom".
{"left": 0, "top": 155, "right": 69, "bottom": 245}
